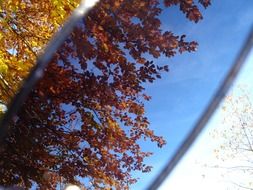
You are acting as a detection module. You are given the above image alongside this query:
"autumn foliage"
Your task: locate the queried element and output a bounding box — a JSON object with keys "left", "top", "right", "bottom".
{"left": 0, "top": 0, "right": 79, "bottom": 106}
{"left": 0, "top": 0, "right": 211, "bottom": 189}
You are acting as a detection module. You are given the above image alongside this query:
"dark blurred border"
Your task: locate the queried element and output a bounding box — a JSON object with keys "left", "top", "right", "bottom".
{"left": 0, "top": 1, "right": 99, "bottom": 141}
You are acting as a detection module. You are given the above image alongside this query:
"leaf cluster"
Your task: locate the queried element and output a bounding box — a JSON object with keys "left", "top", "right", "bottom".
{"left": 0, "top": 0, "right": 210, "bottom": 189}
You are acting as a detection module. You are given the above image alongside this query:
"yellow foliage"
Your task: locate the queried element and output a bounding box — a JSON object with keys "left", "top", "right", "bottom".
{"left": 0, "top": 63, "right": 8, "bottom": 75}
{"left": 0, "top": 0, "right": 80, "bottom": 105}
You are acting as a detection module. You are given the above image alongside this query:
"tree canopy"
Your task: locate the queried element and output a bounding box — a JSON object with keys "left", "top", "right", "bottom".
{"left": 0, "top": 0, "right": 79, "bottom": 107}
{"left": 0, "top": 0, "right": 211, "bottom": 189}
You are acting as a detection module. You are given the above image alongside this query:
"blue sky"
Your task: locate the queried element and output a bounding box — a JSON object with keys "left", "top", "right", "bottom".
{"left": 158, "top": 48, "right": 253, "bottom": 190}
{"left": 131, "top": 1, "right": 253, "bottom": 189}
{"left": 3, "top": 1, "right": 252, "bottom": 189}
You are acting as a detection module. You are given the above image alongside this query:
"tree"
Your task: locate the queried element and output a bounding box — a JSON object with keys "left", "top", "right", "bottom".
{"left": 0, "top": 0, "right": 79, "bottom": 109}
{"left": 0, "top": 0, "right": 211, "bottom": 189}
{"left": 210, "top": 87, "right": 253, "bottom": 189}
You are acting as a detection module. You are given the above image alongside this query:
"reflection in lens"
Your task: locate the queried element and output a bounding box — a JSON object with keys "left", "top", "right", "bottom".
{"left": 0, "top": 1, "right": 211, "bottom": 188}
{"left": 0, "top": 0, "right": 252, "bottom": 190}
{"left": 158, "top": 51, "right": 253, "bottom": 190}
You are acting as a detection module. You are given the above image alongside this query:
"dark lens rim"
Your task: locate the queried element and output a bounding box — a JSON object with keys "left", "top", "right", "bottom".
{"left": 0, "top": 1, "right": 98, "bottom": 141}
{"left": 147, "top": 26, "right": 253, "bottom": 190}
{"left": 0, "top": 2, "right": 252, "bottom": 190}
